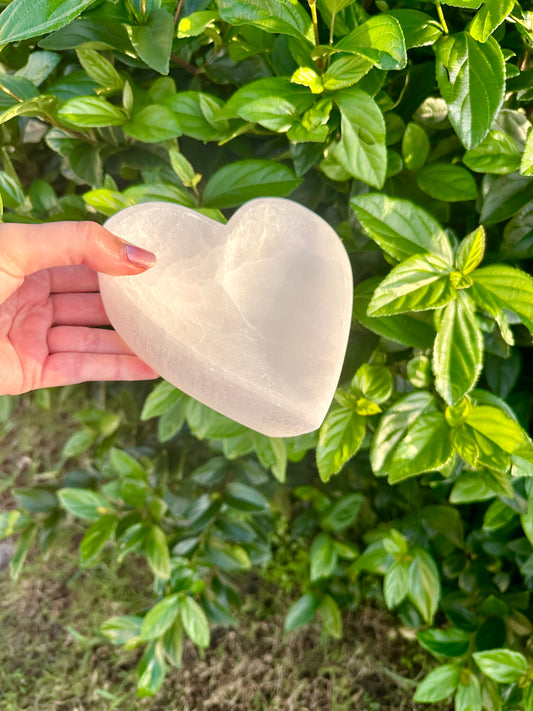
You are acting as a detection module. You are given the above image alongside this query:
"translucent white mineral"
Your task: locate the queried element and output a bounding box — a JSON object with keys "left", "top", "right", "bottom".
{"left": 99, "top": 198, "right": 353, "bottom": 437}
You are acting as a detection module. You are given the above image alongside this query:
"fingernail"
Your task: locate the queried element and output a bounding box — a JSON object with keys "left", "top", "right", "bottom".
{"left": 124, "top": 243, "right": 157, "bottom": 269}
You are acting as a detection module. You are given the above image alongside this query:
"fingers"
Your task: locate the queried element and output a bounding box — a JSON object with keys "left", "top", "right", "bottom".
{"left": 0, "top": 221, "right": 156, "bottom": 280}
{"left": 51, "top": 293, "right": 110, "bottom": 326}
{"left": 48, "top": 327, "right": 133, "bottom": 355}
{"left": 41, "top": 352, "right": 159, "bottom": 388}
{"left": 49, "top": 265, "right": 100, "bottom": 293}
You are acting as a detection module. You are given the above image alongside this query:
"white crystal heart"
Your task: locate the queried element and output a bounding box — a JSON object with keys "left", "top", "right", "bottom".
{"left": 99, "top": 198, "right": 353, "bottom": 437}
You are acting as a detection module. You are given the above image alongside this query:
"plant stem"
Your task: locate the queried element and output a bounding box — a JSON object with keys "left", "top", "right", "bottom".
{"left": 329, "top": 11, "right": 336, "bottom": 45}
{"left": 170, "top": 52, "right": 200, "bottom": 74}
{"left": 174, "top": 0, "right": 184, "bottom": 25}
{"left": 436, "top": 1, "right": 449, "bottom": 34}
{"left": 308, "top": 0, "right": 320, "bottom": 47}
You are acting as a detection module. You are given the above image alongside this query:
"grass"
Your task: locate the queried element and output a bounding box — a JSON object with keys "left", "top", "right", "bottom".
{"left": 0, "top": 544, "right": 446, "bottom": 711}
{"left": 0, "top": 389, "right": 450, "bottom": 710}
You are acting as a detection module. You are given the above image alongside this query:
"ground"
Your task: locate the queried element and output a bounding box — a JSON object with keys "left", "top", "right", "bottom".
{"left": 0, "top": 543, "right": 450, "bottom": 711}
{"left": 0, "top": 391, "right": 450, "bottom": 710}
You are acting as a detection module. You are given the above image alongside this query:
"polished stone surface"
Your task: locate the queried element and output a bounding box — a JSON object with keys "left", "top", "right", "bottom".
{"left": 99, "top": 198, "right": 353, "bottom": 436}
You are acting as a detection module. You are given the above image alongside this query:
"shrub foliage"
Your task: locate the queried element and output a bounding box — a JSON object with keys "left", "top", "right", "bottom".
{"left": 1, "top": 0, "right": 533, "bottom": 706}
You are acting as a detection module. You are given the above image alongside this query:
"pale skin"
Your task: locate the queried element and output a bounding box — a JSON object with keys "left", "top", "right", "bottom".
{"left": 0, "top": 220, "right": 159, "bottom": 396}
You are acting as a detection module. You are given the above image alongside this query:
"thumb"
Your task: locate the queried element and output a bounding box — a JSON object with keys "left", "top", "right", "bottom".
{"left": 0, "top": 220, "right": 156, "bottom": 280}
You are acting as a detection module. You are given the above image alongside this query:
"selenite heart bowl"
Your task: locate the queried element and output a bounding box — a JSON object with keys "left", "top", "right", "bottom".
{"left": 99, "top": 198, "right": 353, "bottom": 437}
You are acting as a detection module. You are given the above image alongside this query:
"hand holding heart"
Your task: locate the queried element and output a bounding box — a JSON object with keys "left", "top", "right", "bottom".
{"left": 100, "top": 199, "right": 352, "bottom": 436}
{"left": 0, "top": 221, "right": 158, "bottom": 396}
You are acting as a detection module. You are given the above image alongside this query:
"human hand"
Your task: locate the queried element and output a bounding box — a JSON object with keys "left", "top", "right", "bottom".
{"left": 0, "top": 220, "right": 159, "bottom": 396}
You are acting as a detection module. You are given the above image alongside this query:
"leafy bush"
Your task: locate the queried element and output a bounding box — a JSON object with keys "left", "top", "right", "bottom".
{"left": 1, "top": 0, "right": 533, "bottom": 706}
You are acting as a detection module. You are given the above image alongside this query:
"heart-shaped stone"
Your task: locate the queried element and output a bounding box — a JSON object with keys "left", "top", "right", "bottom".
{"left": 99, "top": 198, "right": 353, "bottom": 437}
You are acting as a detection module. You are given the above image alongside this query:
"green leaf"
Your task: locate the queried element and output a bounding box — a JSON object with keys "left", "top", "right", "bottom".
{"left": 145, "top": 525, "right": 170, "bottom": 580}
{"left": 310, "top": 532, "right": 338, "bottom": 581}
{"left": 416, "top": 163, "right": 478, "bottom": 202}
{"left": 319, "top": 594, "right": 342, "bottom": 639}
{"left": 322, "top": 54, "right": 373, "bottom": 91}
{"left": 464, "top": 130, "right": 521, "bottom": 175}
{"left": 80, "top": 514, "right": 117, "bottom": 566}
{"left": 433, "top": 294, "right": 484, "bottom": 406}
{"left": 483, "top": 498, "right": 516, "bottom": 531}
{"left": 333, "top": 88, "right": 387, "bottom": 189}
{"left": 100, "top": 615, "right": 143, "bottom": 646}
{"left": 83, "top": 188, "right": 131, "bottom": 216}
{"left": 124, "top": 182, "right": 195, "bottom": 209}
{"left": 401, "top": 122, "right": 430, "bottom": 171}
{"left": 180, "top": 596, "right": 210, "bottom": 648}
{"left": 420, "top": 505, "right": 464, "bottom": 547}
{"left": 352, "top": 364, "right": 393, "bottom": 404}
{"left": 450, "top": 468, "right": 513, "bottom": 503}
{"left": 316, "top": 408, "right": 366, "bottom": 482}
{"left": 9, "top": 523, "right": 37, "bottom": 580}
{"left": 473, "top": 649, "right": 528, "bottom": 683}
{"left": 126, "top": 9, "right": 175, "bottom": 75}
{"left": 169, "top": 150, "right": 199, "bottom": 191}
{"left": 76, "top": 48, "right": 123, "bottom": 90}
{"left": 164, "top": 618, "right": 184, "bottom": 668}
{"left": 323, "top": 0, "right": 355, "bottom": 12}
{"left": 290, "top": 67, "right": 323, "bottom": 94}
{"left": 58, "top": 488, "right": 113, "bottom": 521}
{"left": 384, "top": 560, "right": 410, "bottom": 608}
{"left": 455, "top": 671, "right": 482, "bottom": 711}
{"left": 417, "top": 628, "right": 470, "bottom": 657}
{"left": 0, "top": 510, "right": 23, "bottom": 540}
{"left": 455, "top": 226, "right": 485, "bottom": 274}
{"left": 157, "top": 397, "right": 187, "bottom": 443}
{"left": 165, "top": 91, "right": 227, "bottom": 142}
{"left": 123, "top": 105, "right": 182, "bottom": 143}
{"left": 353, "top": 278, "right": 435, "bottom": 349}
{"left": 386, "top": 10, "right": 443, "bottom": 49}
{"left": 177, "top": 11, "right": 219, "bottom": 38}
{"left": 350, "top": 194, "right": 453, "bottom": 262}
{"left": 442, "top": 0, "right": 482, "bottom": 6}
{"left": 13, "top": 488, "right": 57, "bottom": 514}
{"left": 408, "top": 548, "right": 440, "bottom": 624}
{"left": 16, "top": 50, "right": 61, "bottom": 87}
{"left": 469, "top": 0, "right": 515, "bottom": 43}
{"left": 471, "top": 264, "right": 533, "bottom": 334}
{"left": 0, "top": 171, "right": 26, "bottom": 209}
{"left": 407, "top": 355, "right": 432, "bottom": 389}
{"left": 57, "top": 96, "right": 126, "bottom": 127}
{"left": 203, "top": 159, "right": 301, "bottom": 208}
{"left": 466, "top": 405, "right": 532, "bottom": 456}
{"left": 480, "top": 174, "right": 533, "bottom": 225}
{"left": 252, "top": 435, "right": 287, "bottom": 483}
{"left": 520, "top": 129, "right": 533, "bottom": 177}
{"left": 485, "top": 351, "right": 521, "bottom": 399}
{"left": 0, "top": 0, "right": 98, "bottom": 44}
{"left": 352, "top": 541, "right": 393, "bottom": 575}
{"left": 413, "top": 664, "right": 460, "bottom": 703}
{"left": 137, "top": 640, "right": 166, "bottom": 697}
{"left": 435, "top": 33, "right": 505, "bottom": 149}
{"left": 501, "top": 201, "right": 533, "bottom": 260}
{"left": 110, "top": 448, "right": 146, "bottom": 480}
{"left": 221, "top": 77, "right": 314, "bottom": 124}
{"left": 368, "top": 253, "right": 454, "bottom": 316}
{"left": 388, "top": 411, "right": 453, "bottom": 483}
{"left": 141, "top": 595, "right": 181, "bottom": 641}
{"left": 224, "top": 482, "right": 270, "bottom": 513}
{"left": 371, "top": 392, "right": 450, "bottom": 479}
{"left": 217, "top": 0, "right": 314, "bottom": 43}
{"left": 284, "top": 593, "right": 317, "bottom": 632}
{"left": 321, "top": 493, "right": 364, "bottom": 532}
{"left": 335, "top": 15, "right": 407, "bottom": 70}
